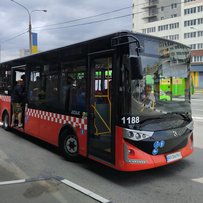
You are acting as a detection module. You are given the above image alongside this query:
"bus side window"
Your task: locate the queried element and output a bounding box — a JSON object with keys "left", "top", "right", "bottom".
{"left": 63, "top": 76, "right": 86, "bottom": 112}
{"left": 74, "top": 77, "right": 86, "bottom": 112}
{"left": 61, "top": 60, "right": 86, "bottom": 113}
{"left": 63, "top": 76, "right": 75, "bottom": 112}
{"left": 29, "top": 70, "right": 41, "bottom": 102}
{"left": 41, "top": 67, "right": 59, "bottom": 109}
{"left": 0, "top": 70, "right": 11, "bottom": 95}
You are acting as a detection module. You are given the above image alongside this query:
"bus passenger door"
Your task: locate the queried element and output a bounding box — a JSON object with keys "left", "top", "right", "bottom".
{"left": 11, "top": 67, "right": 26, "bottom": 127}
{"left": 88, "top": 54, "right": 115, "bottom": 164}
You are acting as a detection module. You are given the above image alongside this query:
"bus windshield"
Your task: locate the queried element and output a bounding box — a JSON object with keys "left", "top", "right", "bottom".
{"left": 119, "top": 36, "right": 192, "bottom": 131}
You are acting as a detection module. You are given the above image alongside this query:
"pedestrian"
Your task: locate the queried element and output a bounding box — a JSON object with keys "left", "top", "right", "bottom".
{"left": 11, "top": 79, "right": 25, "bottom": 128}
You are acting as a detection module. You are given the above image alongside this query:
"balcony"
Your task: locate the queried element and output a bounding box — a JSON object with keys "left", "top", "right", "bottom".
{"left": 142, "top": 0, "right": 159, "bottom": 9}
{"left": 142, "top": 9, "right": 158, "bottom": 19}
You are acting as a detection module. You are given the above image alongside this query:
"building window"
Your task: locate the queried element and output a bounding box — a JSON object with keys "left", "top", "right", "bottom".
{"left": 184, "top": 0, "right": 196, "bottom": 3}
{"left": 163, "top": 35, "right": 179, "bottom": 40}
{"left": 184, "top": 19, "right": 196, "bottom": 27}
{"left": 171, "top": 3, "right": 177, "bottom": 9}
{"left": 185, "top": 18, "right": 203, "bottom": 27}
{"left": 142, "top": 29, "right": 147, "bottom": 34}
{"left": 184, "top": 7, "right": 196, "bottom": 15}
{"left": 169, "top": 22, "right": 179, "bottom": 29}
{"left": 184, "top": 32, "right": 196, "bottom": 39}
{"left": 198, "top": 43, "right": 203, "bottom": 49}
{"left": 193, "top": 56, "right": 203, "bottom": 62}
{"left": 169, "top": 34, "right": 179, "bottom": 40}
{"left": 198, "top": 31, "right": 203, "bottom": 37}
{"left": 146, "top": 27, "right": 156, "bottom": 33}
{"left": 190, "top": 44, "right": 196, "bottom": 50}
{"left": 198, "top": 6, "right": 203, "bottom": 12}
{"left": 158, "top": 23, "right": 179, "bottom": 31}
{"left": 198, "top": 18, "right": 203, "bottom": 24}
{"left": 190, "top": 43, "right": 203, "bottom": 50}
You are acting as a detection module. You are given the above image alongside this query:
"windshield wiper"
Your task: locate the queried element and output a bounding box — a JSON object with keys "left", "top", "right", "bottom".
{"left": 139, "top": 116, "right": 163, "bottom": 124}
{"left": 140, "top": 112, "right": 191, "bottom": 125}
{"left": 167, "top": 112, "right": 192, "bottom": 121}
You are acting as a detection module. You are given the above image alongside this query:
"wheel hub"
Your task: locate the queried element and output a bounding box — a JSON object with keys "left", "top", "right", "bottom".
{"left": 66, "top": 137, "right": 77, "bottom": 153}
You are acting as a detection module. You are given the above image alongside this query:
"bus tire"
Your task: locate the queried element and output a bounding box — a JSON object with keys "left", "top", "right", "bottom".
{"left": 60, "top": 129, "right": 80, "bottom": 161}
{"left": 2, "top": 112, "right": 10, "bottom": 131}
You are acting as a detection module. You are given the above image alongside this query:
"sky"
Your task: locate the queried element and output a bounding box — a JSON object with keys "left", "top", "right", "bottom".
{"left": 0, "top": 0, "right": 132, "bottom": 62}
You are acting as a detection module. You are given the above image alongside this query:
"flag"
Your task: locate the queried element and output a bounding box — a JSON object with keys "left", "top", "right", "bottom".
{"left": 32, "top": 32, "right": 38, "bottom": 54}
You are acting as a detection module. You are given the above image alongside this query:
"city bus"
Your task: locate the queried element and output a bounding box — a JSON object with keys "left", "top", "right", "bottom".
{"left": 0, "top": 31, "right": 193, "bottom": 171}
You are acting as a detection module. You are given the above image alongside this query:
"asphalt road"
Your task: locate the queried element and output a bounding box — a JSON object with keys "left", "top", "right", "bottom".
{"left": 0, "top": 93, "right": 203, "bottom": 203}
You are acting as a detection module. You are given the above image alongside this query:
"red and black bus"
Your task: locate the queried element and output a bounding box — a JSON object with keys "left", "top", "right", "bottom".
{"left": 0, "top": 31, "right": 193, "bottom": 171}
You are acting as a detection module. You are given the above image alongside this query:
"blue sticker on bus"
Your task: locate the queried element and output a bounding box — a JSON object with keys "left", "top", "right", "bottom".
{"left": 152, "top": 148, "right": 159, "bottom": 155}
{"left": 153, "top": 141, "right": 160, "bottom": 149}
{"left": 160, "top": 140, "right": 165, "bottom": 148}
{"left": 81, "top": 129, "right": 84, "bottom": 135}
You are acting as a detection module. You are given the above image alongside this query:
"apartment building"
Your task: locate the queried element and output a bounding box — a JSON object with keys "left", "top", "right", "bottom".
{"left": 132, "top": 0, "right": 203, "bottom": 88}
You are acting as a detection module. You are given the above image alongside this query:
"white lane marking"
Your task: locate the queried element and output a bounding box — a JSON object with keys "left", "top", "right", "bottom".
{"left": 192, "top": 177, "right": 203, "bottom": 184}
{"left": 193, "top": 116, "right": 203, "bottom": 119}
{"left": 193, "top": 116, "right": 203, "bottom": 121}
{"left": 192, "top": 109, "right": 203, "bottom": 112}
{"left": 61, "top": 179, "right": 111, "bottom": 203}
{"left": 0, "top": 177, "right": 111, "bottom": 202}
{"left": 0, "top": 179, "right": 26, "bottom": 186}
{"left": 192, "top": 99, "right": 203, "bottom": 102}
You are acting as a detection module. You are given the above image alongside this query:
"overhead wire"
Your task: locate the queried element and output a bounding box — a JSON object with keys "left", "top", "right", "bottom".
{"left": 1, "top": 5, "right": 132, "bottom": 43}
{"left": 33, "top": 1, "right": 186, "bottom": 32}
{"left": 33, "top": 6, "right": 132, "bottom": 29}
{"left": 1, "top": 1, "right": 187, "bottom": 44}
{"left": 1, "top": 31, "right": 28, "bottom": 44}
{"left": 34, "top": 14, "right": 132, "bottom": 32}
{"left": 34, "top": 0, "right": 178, "bottom": 30}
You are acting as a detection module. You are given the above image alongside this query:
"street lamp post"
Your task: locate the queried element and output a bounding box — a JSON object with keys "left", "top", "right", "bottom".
{"left": 10, "top": 0, "right": 47, "bottom": 54}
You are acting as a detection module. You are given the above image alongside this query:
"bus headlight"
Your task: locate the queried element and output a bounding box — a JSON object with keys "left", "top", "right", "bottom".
{"left": 123, "top": 128, "right": 154, "bottom": 141}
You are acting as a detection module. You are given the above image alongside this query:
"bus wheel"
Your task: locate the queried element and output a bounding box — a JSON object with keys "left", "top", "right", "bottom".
{"left": 60, "top": 129, "right": 80, "bottom": 161}
{"left": 3, "top": 113, "right": 9, "bottom": 131}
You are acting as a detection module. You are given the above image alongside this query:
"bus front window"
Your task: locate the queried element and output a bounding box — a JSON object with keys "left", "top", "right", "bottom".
{"left": 119, "top": 38, "right": 192, "bottom": 131}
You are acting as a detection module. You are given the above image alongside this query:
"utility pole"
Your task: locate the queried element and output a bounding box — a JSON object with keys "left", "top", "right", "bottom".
{"left": 10, "top": 0, "right": 47, "bottom": 54}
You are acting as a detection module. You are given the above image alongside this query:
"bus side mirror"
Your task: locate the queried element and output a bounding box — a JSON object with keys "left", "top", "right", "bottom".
{"left": 130, "top": 56, "right": 143, "bottom": 79}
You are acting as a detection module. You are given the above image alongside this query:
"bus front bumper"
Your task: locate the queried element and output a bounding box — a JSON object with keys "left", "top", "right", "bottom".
{"left": 115, "top": 127, "right": 193, "bottom": 172}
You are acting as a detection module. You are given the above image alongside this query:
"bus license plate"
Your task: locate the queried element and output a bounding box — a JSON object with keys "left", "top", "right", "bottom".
{"left": 166, "top": 152, "right": 182, "bottom": 163}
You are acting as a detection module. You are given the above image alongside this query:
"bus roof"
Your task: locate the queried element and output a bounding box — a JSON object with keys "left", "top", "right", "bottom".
{"left": 0, "top": 30, "right": 190, "bottom": 65}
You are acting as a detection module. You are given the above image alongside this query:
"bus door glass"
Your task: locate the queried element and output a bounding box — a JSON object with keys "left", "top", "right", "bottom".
{"left": 88, "top": 55, "right": 114, "bottom": 163}
{"left": 11, "top": 68, "right": 25, "bottom": 86}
